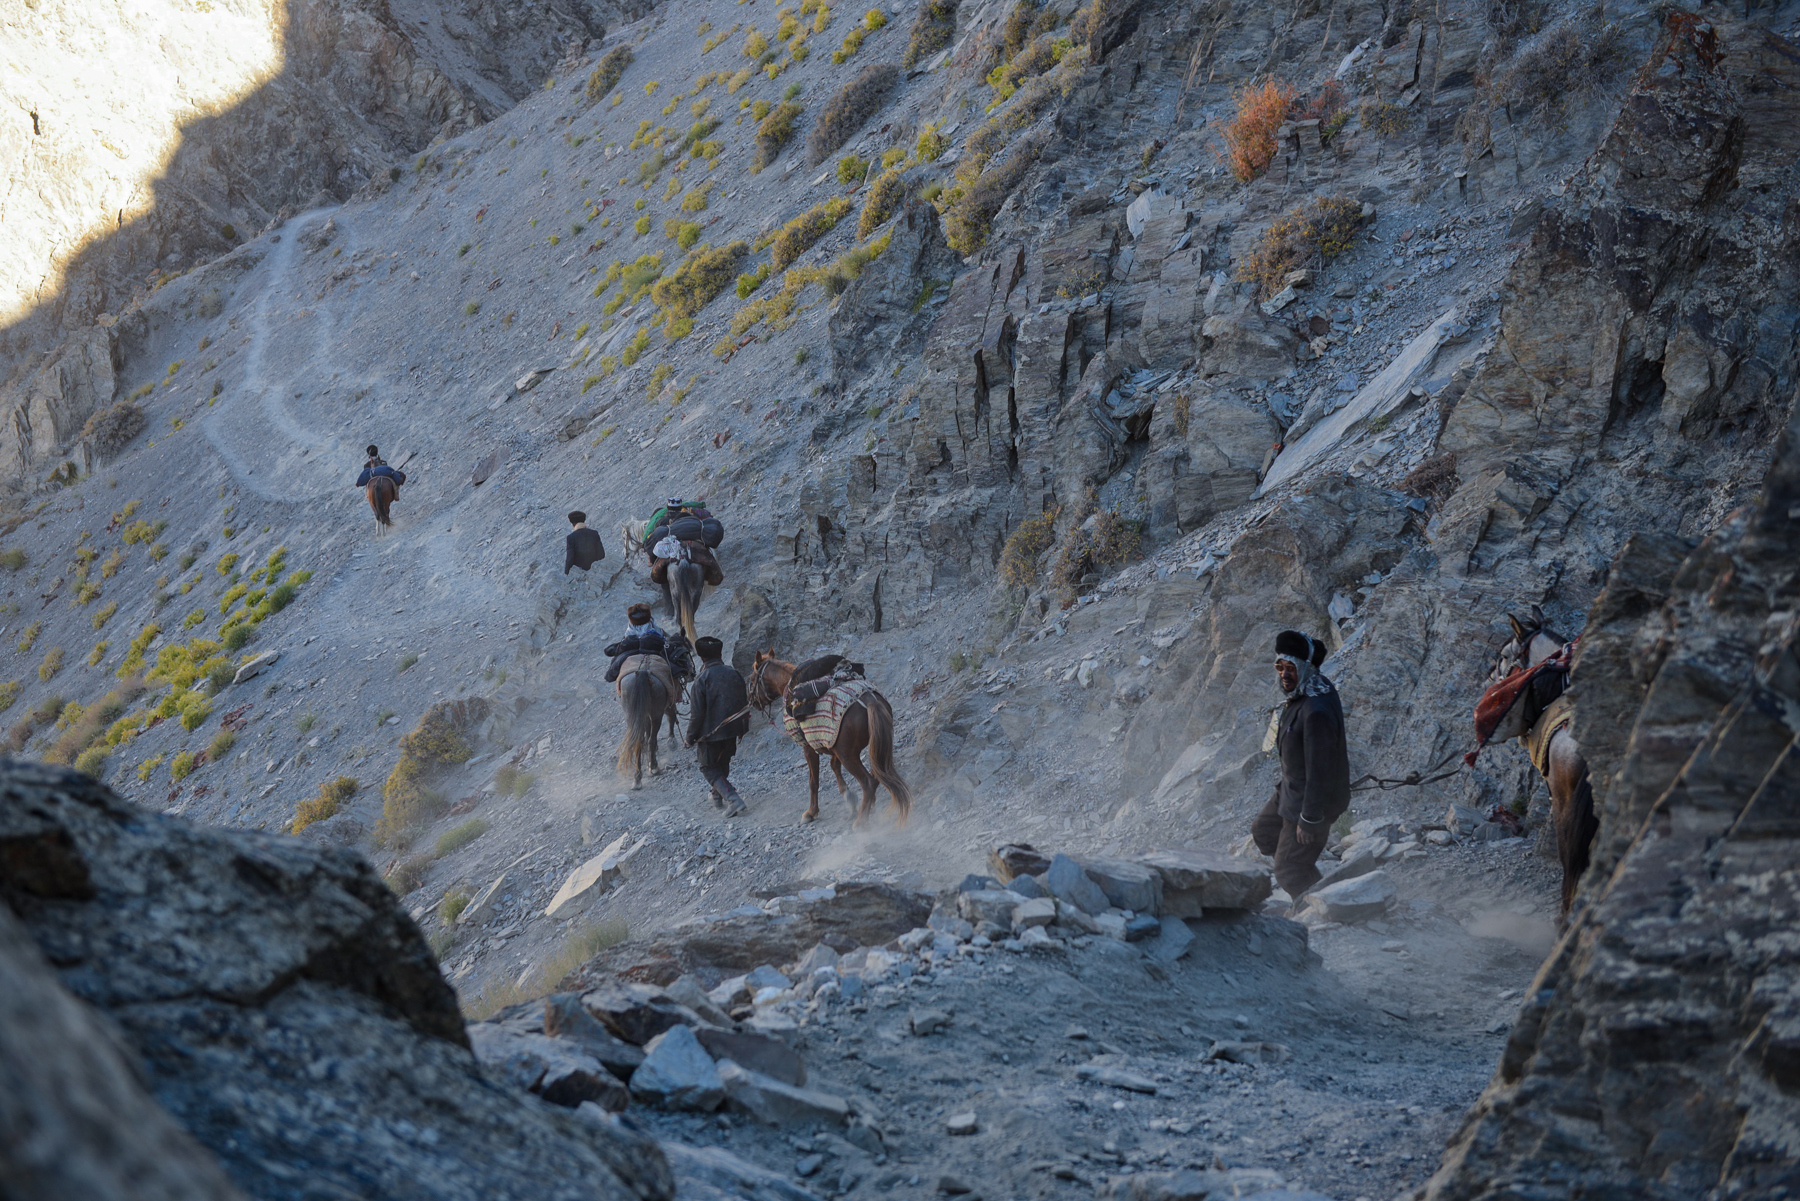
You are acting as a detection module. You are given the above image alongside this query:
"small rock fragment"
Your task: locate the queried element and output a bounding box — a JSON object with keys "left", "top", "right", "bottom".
{"left": 945, "top": 1111, "right": 979, "bottom": 1136}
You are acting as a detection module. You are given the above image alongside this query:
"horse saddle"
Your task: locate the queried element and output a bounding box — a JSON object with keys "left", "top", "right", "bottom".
{"left": 615, "top": 653, "right": 674, "bottom": 696}
{"left": 1526, "top": 693, "right": 1575, "bottom": 777}
{"left": 788, "top": 660, "right": 866, "bottom": 719}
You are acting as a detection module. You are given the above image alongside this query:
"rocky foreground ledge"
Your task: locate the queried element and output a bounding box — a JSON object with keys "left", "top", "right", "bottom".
{"left": 0, "top": 760, "right": 669, "bottom": 1201}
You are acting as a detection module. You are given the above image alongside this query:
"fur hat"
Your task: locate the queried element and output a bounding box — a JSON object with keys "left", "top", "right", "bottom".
{"left": 694, "top": 635, "right": 724, "bottom": 659}
{"left": 568, "top": 510, "right": 587, "bottom": 525}
{"left": 1274, "top": 630, "right": 1327, "bottom": 667}
{"left": 627, "top": 603, "right": 653, "bottom": 625}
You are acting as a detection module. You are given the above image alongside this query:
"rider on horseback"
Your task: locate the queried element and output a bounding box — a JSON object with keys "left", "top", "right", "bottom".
{"left": 355, "top": 445, "right": 406, "bottom": 491}
{"left": 603, "top": 603, "right": 692, "bottom": 682}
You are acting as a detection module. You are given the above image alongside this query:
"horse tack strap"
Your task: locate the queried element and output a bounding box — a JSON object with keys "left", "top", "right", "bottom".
{"left": 1526, "top": 693, "right": 1575, "bottom": 777}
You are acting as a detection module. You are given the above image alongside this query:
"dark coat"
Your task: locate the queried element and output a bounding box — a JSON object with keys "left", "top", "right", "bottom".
{"left": 687, "top": 661, "right": 750, "bottom": 744}
{"left": 1275, "top": 687, "right": 1351, "bottom": 827}
{"left": 603, "top": 629, "right": 670, "bottom": 683}
{"left": 565, "top": 527, "right": 605, "bottom": 574}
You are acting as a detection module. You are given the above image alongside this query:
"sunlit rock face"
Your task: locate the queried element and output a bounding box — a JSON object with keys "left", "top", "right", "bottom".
{"left": 0, "top": 0, "right": 288, "bottom": 329}
{"left": 0, "top": 0, "right": 604, "bottom": 346}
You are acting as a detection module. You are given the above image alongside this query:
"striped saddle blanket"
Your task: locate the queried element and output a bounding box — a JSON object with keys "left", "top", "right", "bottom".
{"left": 782, "top": 678, "right": 874, "bottom": 752}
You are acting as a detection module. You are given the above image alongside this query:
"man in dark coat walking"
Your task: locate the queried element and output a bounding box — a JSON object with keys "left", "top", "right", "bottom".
{"left": 564, "top": 511, "right": 606, "bottom": 574}
{"left": 1251, "top": 629, "right": 1351, "bottom": 900}
{"left": 685, "top": 636, "right": 750, "bottom": 816}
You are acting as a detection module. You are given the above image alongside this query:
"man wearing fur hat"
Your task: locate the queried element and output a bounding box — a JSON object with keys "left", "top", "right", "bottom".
{"left": 686, "top": 636, "right": 750, "bottom": 816}
{"left": 1252, "top": 629, "right": 1351, "bottom": 900}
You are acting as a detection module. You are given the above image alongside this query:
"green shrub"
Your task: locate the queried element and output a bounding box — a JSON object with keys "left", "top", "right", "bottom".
{"left": 385, "top": 854, "right": 431, "bottom": 896}
{"left": 435, "top": 818, "right": 491, "bottom": 857}
{"left": 0, "top": 548, "right": 24, "bottom": 571}
{"left": 293, "top": 776, "right": 358, "bottom": 832}
{"left": 806, "top": 62, "right": 899, "bottom": 165}
{"left": 737, "top": 261, "right": 773, "bottom": 297}
{"left": 771, "top": 197, "right": 853, "bottom": 268}
{"left": 37, "top": 647, "right": 63, "bottom": 682}
{"left": 857, "top": 166, "right": 909, "bottom": 237}
{"left": 438, "top": 887, "right": 472, "bottom": 922}
{"left": 16, "top": 621, "right": 41, "bottom": 653}
{"left": 170, "top": 750, "right": 197, "bottom": 781}
{"left": 0, "top": 680, "right": 18, "bottom": 712}
{"left": 74, "top": 744, "right": 109, "bottom": 777}
{"left": 743, "top": 27, "right": 769, "bottom": 56}
{"left": 941, "top": 134, "right": 1043, "bottom": 254}
{"left": 751, "top": 101, "right": 803, "bottom": 173}
{"left": 136, "top": 754, "right": 164, "bottom": 782}
{"left": 216, "top": 553, "right": 238, "bottom": 575}
{"left": 585, "top": 45, "right": 634, "bottom": 102}
{"left": 651, "top": 241, "right": 750, "bottom": 333}
{"left": 838, "top": 154, "right": 869, "bottom": 183}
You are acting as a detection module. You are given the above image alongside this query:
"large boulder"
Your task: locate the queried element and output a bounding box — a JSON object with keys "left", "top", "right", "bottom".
{"left": 1301, "top": 871, "right": 1396, "bottom": 924}
{"left": 0, "top": 902, "right": 246, "bottom": 1201}
{"left": 0, "top": 761, "right": 670, "bottom": 1201}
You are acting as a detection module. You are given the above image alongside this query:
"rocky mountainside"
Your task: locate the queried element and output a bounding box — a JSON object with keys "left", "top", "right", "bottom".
{"left": 2, "top": 0, "right": 1800, "bottom": 1194}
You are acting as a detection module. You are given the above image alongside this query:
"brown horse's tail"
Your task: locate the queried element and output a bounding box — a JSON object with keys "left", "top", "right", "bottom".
{"left": 673, "top": 560, "right": 703, "bottom": 644}
{"left": 863, "top": 691, "right": 911, "bottom": 826}
{"left": 616, "top": 668, "right": 666, "bottom": 776}
{"left": 367, "top": 476, "right": 394, "bottom": 527}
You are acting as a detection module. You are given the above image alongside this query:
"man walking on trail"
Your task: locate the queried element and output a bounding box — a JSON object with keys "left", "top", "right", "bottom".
{"left": 1251, "top": 629, "right": 1350, "bottom": 902}
{"left": 564, "top": 510, "right": 605, "bottom": 574}
{"left": 686, "top": 635, "right": 750, "bottom": 817}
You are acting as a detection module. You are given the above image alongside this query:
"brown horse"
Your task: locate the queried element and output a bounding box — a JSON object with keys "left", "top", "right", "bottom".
{"left": 1486, "top": 606, "right": 1596, "bottom": 917}
{"left": 367, "top": 474, "right": 396, "bottom": 529}
{"left": 616, "top": 656, "right": 677, "bottom": 788}
{"left": 748, "top": 652, "right": 911, "bottom": 827}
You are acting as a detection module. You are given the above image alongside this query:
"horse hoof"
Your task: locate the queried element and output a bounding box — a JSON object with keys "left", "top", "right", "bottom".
{"left": 802, "top": 812, "right": 818, "bottom": 823}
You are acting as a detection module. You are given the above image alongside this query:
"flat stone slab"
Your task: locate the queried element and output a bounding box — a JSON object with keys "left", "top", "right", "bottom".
{"left": 1133, "top": 849, "right": 1273, "bottom": 914}
{"left": 715, "top": 1059, "right": 849, "bottom": 1126}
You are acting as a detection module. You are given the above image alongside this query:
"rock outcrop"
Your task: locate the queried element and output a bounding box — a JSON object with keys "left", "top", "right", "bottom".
{"left": 0, "top": 901, "right": 246, "bottom": 1201}
{"left": 1416, "top": 362, "right": 1800, "bottom": 1200}
{"left": 0, "top": 760, "right": 670, "bottom": 1201}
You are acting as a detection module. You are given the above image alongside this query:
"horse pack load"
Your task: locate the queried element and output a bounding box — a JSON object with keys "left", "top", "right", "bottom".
{"left": 646, "top": 510, "right": 724, "bottom": 551}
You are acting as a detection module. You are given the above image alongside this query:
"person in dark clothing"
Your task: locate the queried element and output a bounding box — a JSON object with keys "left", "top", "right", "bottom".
{"left": 565, "top": 511, "right": 606, "bottom": 574}
{"left": 354, "top": 445, "right": 406, "bottom": 490}
{"left": 1251, "top": 629, "right": 1351, "bottom": 901}
{"left": 603, "top": 604, "right": 668, "bottom": 683}
{"left": 685, "top": 636, "right": 750, "bottom": 816}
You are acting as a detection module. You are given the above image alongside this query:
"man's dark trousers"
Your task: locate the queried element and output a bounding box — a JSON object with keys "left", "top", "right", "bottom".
{"left": 697, "top": 739, "right": 739, "bottom": 805}
{"left": 1251, "top": 797, "right": 1328, "bottom": 897}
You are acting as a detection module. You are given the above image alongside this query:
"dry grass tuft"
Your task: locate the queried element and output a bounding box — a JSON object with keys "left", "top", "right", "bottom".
{"left": 807, "top": 62, "right": 899, "bottom": 165}
{"left": 1235, "top": 194, "right": 1365, "bottom": 299}
{"left": 585, "top": 45, "right": 635, "bottom": 103}
{"left": 377, "top": 699, "right": 491, "bottom": 847}
{"left": 1221, "top": 79, "right": 1295, "bottom": 182}
{"left": 294, "top": 775, "right": 358, "bottom": 833}
{"left": 771, "top": 198, "right": 854, "bottom": 268}
{"left": 78, "top": 401, "right": 147, "bottom": 458}
{"left": 857, "top": 167, "right": 909, "bottom": 238}
{"left": 752, "top": 101, "right": 804, "bottom": 173}
{"left": 903, "top": 0, "right": 957, "bottom": 66}
{"left": 999, "top": 507, "right": 1060, "bottom": 589}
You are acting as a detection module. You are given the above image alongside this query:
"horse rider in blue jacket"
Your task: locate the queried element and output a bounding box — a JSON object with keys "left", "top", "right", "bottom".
{"left": 355, "top": 445, "right": 406, "bottom": 490}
